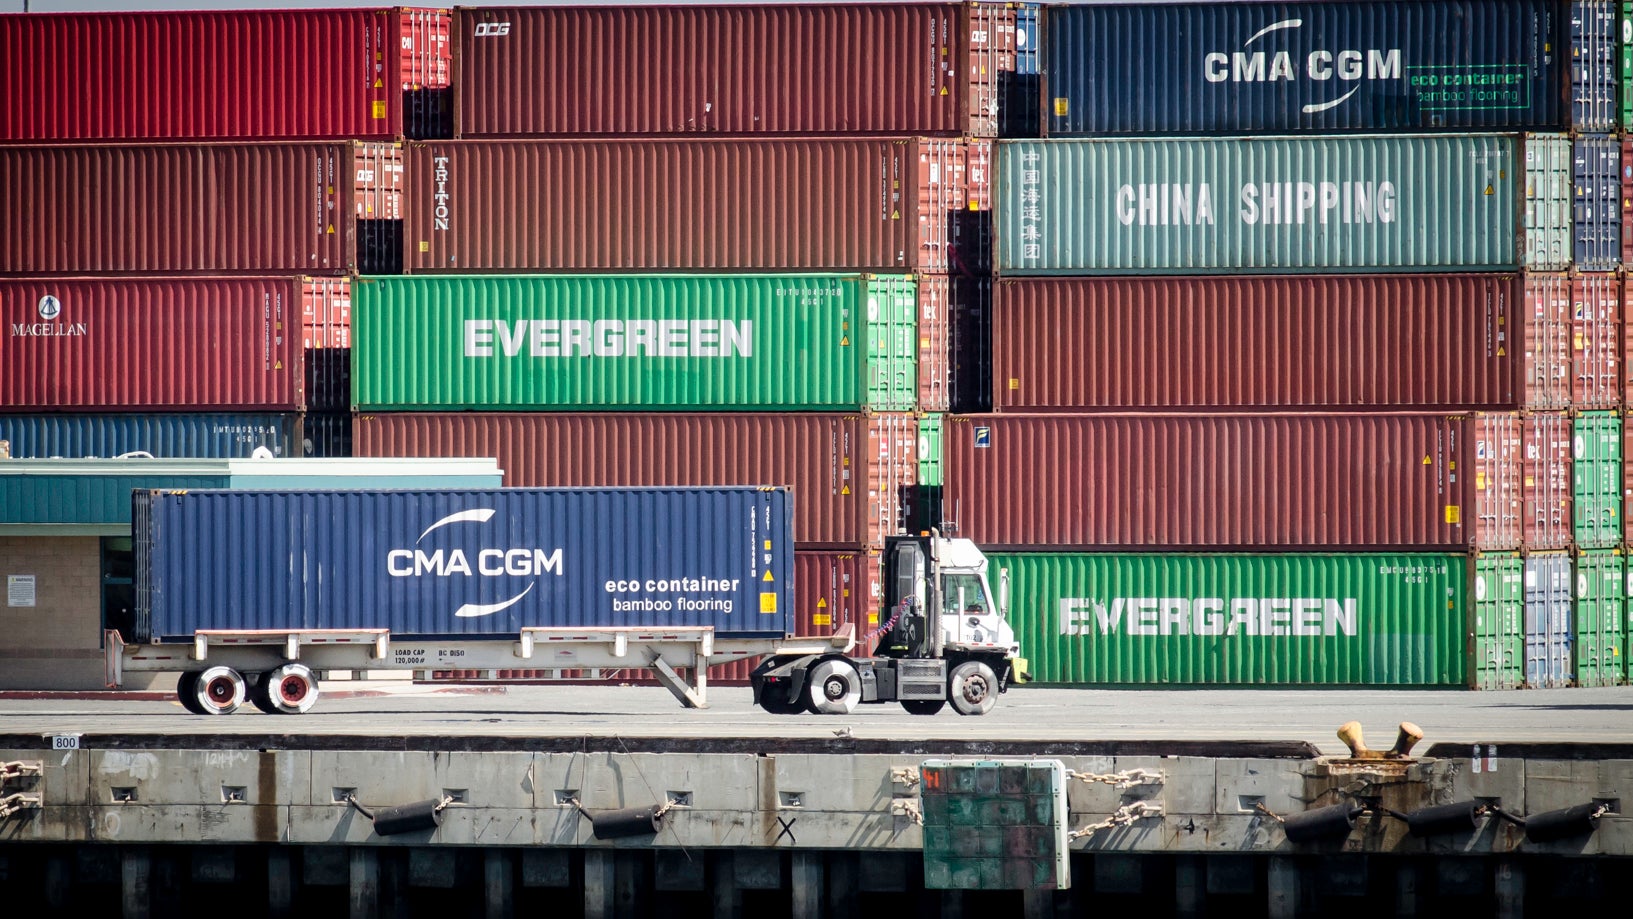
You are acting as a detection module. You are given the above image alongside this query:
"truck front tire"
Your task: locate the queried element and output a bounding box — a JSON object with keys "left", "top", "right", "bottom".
{"left": 804, "top": 658, "right": 861, "bottom": 715}
{"left": 948, "top": 661, "right": 998, "bottom": 716}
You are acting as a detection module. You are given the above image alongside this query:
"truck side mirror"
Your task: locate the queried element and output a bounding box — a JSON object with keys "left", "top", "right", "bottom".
{"left": 999, "top": 567, "right": 1010, "bottom": 619}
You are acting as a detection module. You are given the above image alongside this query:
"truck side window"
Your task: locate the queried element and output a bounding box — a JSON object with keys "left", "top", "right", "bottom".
{"left": 943, "top": 574, "right": 988, "bottom": 615}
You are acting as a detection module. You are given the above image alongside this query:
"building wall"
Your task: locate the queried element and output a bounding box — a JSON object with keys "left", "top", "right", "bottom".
{"left": 0, "top": 535, "right": 155, "bottom": 690}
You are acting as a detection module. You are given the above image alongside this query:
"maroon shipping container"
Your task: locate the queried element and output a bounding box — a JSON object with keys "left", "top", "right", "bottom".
{"left": 0, "top": 143, "right": 401, "bottom": 276}
{"left": 354, "top": 412, "right": 918, "bottom": 550}
{"left": 991, "top": 275, "right": 1519, "bottom": 411}
{"left": 2, "top": 277, "right": 302, "bottom": 411}
{"left": 1475, "top": 412, "right": 1524, "bottom": 551}
{"left": 1572, "top": 273, "right": 1622, "bottom": 408}
{"left": 918, "top": 275, "right": 951, "bottom": 413}
{"left": 1524, "top": 273, "right": 1572, "bottom": 410}
{"left": 1524, "top": 411, "right": 1573, "bottom": 550}
{"left": 0, "top": 9, "right": 449, "bottom": 142}
{"left": 402, "top": 138, "right": 979, "bottom": 272}
{"left": 941, "top": 413, "right": 1520, "bottom": 551}
{"left": 455, "top": 3, "right": 1016, "bottom": 138}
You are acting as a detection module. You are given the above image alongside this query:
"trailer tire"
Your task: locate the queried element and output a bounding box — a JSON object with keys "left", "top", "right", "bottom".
{"left": 191, "top": 666, "right": 246, "bottom": 716}
{"left": 901, "top": 699, "right": 945, "bottom": 716}
{"left": 177, "top": 672, "right": 206, "bottom": 714}
{"left": 249, "top": 673, "right": 280, "bottom": 714}
{"left": 264, "top": 664, "right": 320, "bottom": 714}
{"left": 804, "top": 658, "right": 861, "bottom": 715}
{"left": 759, "top": 694, "right": 805, "bottom": 716}
{"left": 948, "top": 661, "right": 998, "bottom": 716}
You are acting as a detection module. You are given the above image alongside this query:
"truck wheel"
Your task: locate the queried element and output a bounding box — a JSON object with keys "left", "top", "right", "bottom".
{"left": 901, "top": 699, "right": 945, "bottom": 716}
{"left": 948, "top": 661, "right": 998, "bottom": 716}
{"left": 263, "top": 664, "right": 320, "bottom": 714}
{"left": 249, "top": 673, "right": 279, "bottom": 714}
{"left": 191, "top": 665, "right": 246, "bottom": 716}
{"left": 177, "top": 672, "right": 206, "bottom": 714}
{"left": 804, "top": 658, "right": 861, "bottom": 715}
{"left": 759, "top": 694, "right": 805, "bottom": 716}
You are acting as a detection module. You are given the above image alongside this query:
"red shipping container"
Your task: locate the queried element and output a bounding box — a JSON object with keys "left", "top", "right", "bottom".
{"left": 1, "top": 277, "right": 302, "bottom": 411}
{"left": 991, "top": 275, "right": 1519, "bottom": 411}
{"left": 1571, "top": 273, "right": 1622, "bottom": 408}
{"left": 354, "top": 412, "right": 918, "bottom": 550}
{"left": 1474, "top": 412, "right": 1524, "bottom": 551}
{"left": 401, "top": 138, "right": 975, "bottom": 273}
{"left": 455, "top": 4, "right": 1016, "bottom": 138}
{"left": 918, "top": 275, "right": 952, "bottom": 413}
{"left": 354, "top": 144, "right": 404, "bottom": 222}
{"left": 1524, "top": 273, "right": 1572, "bottom": 410}
{"left": 1524, "top": 411, "right": 1573, "bottom": 550}
{"left": 301, "top": 279, "right": 352, "bottom": 351}
{"left": 0, "top": 143, "right": 395, "bottom": 276}
{"left": 401, "top": 9, "right": 453, "bottom": 91}
{"left": 0, "top": 9, "right": 449, "bottom": 142}
{"left": 941, "top": 413, "right": 1519, "bottom": 551}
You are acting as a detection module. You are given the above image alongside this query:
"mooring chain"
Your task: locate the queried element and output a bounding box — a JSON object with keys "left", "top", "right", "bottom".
{"left": 1067, "top": 768, "right": 1166, "bottom": 790}
{"left": 1069, "top": 801, "right": 1165, "bottom": 840}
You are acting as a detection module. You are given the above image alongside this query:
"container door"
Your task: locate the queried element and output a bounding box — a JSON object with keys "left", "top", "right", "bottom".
{"left": 1525, "top": 134, "right": 1574, "bottom": 271}
{"left": 1523, "top": 273, "right": 1572, "bottom": 409}
{"left": 1573, "top": 411, "right": 1623, "bottom": 547}
{"left": 1573, "top": 549, "right": 1625, "bottom": 687}
{"left": 1524, "top": 553, "right": 1575, "bottom": 687}
{"left": 1572, "top": 135, "right": 1620, "bottom": 268}
{"left": 1523, "top": 412, "right": 1573, "bottom": 549}
{"left": 1572, "top": 1, "right": 1619, "bottom": 131}
{"left": 1473, "top": 413, "right": 1523, "bottom": 551}
{"left": 863, "top": 276, "right": 919, "bottom": 412}
{"left": 1571, "top": 272, "right": 1621, "bottom": 405}
{"left": 1473, "top": 554, "right": 1526, "bottom": 690}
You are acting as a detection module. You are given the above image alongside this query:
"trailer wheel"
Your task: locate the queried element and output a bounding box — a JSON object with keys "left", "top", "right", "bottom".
{"left": 948, "top": 661, "right": 998, "bottom": 716}
{"left": 263, "top": 664, "right": 320, "bottom": 714}
{"left": 901, "top": 699, "right": 945, "bottom": 716}
{"left": 804, "top": 658, "right": 861, "bottom": 715}
{"left": 248, "top": 673, "right": 280, "bottom": 714}
{"left": 176, "top": 672, "right": 206, "bottom": 714}
{"left": 191, "top": 666, "right": 246, "bottom": 716}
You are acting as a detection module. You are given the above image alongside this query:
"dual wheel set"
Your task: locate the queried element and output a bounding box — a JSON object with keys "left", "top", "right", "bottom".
{"left": 758, "top": 658, "right": 1000, "bottom": 717}
{"left": 176, "top": 664, "right": 320, "bottom": 715}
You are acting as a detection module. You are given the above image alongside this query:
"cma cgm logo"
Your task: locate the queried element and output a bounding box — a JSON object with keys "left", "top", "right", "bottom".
{"left": 386, "top": 508, "right": 563, "bottom": 618}
{"left": 1204, "top": 20, "right": 1402, "bottom": 114}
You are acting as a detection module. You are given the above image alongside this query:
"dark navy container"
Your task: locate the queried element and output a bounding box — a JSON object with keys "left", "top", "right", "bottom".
{"left": 1574, "top": 134, "right": 1621, "bottom": 268}
{"left": 0, "top": 413, "right": 301, "bottom": 459}
{"left": 1043, "top": 0, "right": 1566, "bottom": 135}
{"left": 1570, "top": 0, "right": 1617, "bottom": 131}
{"left": 133, "top": 487, "right": 794, "bottom": 642}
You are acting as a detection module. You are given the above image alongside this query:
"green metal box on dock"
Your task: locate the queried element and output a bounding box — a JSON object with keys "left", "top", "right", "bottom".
{"left": 1574, "top": 549, "right": 1626, "bottom": 687}
{"left": 990, "top": 553, "right": 1468, "bottom": 686}
{"left": 1472, "top": 554, "right": 1525, "bottom": 691}
{"left": 352, "top": 274, "right": 918, "bottom": 411}
{"left": 1572, "top": 411, "right": 1622, "bottom": 548}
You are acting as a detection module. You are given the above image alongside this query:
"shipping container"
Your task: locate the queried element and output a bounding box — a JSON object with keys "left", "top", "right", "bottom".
{"left": 1572, "top": 273, "right": 1622, "bottom": 406}
{"left": 352, "top": 274, "right": 917, "bottom": 412}
{"left": 0, "top": 8, "right": 451, "bottom": 142}
{"left": 1573, "top": 549, "right": 1625, "bottom": 687}
{"left": 0, "top": 143, "right": 402, "bottom": 276}
{"left": 1042, "top": 1, "right": 1564, "bottom": 136}
{"left": 133, "top": 487, "right": 793, "bottom": 642}
{"left": 1523, "top": 411, "right": 1574, "bottom": 549}
{"left": 302, "top": 278, "right": 352, "bottom": 351}
{"left": 1623, "top": 1, "right": 1633, "bottom": 130}
{"left": 1472, "top": 554, "right": 1526, "bottom": 691}
{"left": 403, "top": 137, "right": 981, "bottom": 273}
{"left": 1573, "top": 1, "right": 1619, "bottom": 131}
{"left": 1625, "top": 418, "right": 1633, "bottom": 545}
{"left": 1, "top": 277, "right": 303, "bottom": 411}
{"left": 941, "top": 413, "right": 1517, "bottom": 551}
{"left": 1001, "top": 3, "right": 1042, "bottom": 138}
{"left": 1622, "top": 135, "right": 1633, "bottom": 264}
{"left": 1573, "top": 410, "right": 1623, "bottom": 546}
{"left": 911, "top": 414, "right": 945, "bottom": 534}
{"left": 1523, "top": 273, "right": 1572, "bottom": 409}
{"left": 990, "top": 552, "right": 1468, "bottom": 685}
{"left": 1524, "top": 551, "right": 1574, "bottom": 687}
{"left": 454, "top": 3, "right": 1024, "bottom": 138}
{"left": 917, "top": 276, "right": 952, "bottom": 413}
{"left": 1573, "top": 135, "right": 1621, "bottom": 268}
{"left": 991, "top": 274, "right": 1518, "bottom": 411}
{"left": 995, "top": 134, "right": 1540, "bottom": 274}
{"left": 0, "top": 413, "right": 301, "bottom": 460}
{"left": 354, "top": 412, "right": 917, "bottom": 550}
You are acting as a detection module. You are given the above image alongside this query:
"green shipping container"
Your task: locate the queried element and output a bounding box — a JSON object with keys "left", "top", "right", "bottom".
{"left": 1574, "top": 550, "right": 1626, "bottom": 687}
{"left": 996, "top": 134, "right": 1543, "bottom": 274}
{"left": 1623, "top": 3, "right": 1633, "bottom": 131}
{"left": 352, "top": 274, "right": 918, "bottom": 411}
{"left": 1572, "top": 411, "right": 1622, "bottom": 548}
{"left": 1472, "top": 554, "right": 1525, "bottom": 691}
{"left": 991, "top": 553, "right": 1468, "bottom": 686}
{"left": 911, "top": 414, "right": 944, "bottom": 533}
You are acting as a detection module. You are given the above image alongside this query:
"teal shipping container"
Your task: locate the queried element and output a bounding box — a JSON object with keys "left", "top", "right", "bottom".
{"left": 1573, "top": 410, "right": 1623, "bottom": 547}
{"left": 1574, "top": 549, "right": 1626, "bottom": 687}
{"left": 1472, "top": 554, "right": 1526, "bottom": 691}
{"left": 996, "top": 134, "right": 1565, "bottom": 274}
{"left": 990, "top": 553, "right": 1468, "bottom": 686}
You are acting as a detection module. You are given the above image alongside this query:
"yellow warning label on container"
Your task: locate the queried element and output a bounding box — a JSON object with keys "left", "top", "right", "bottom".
{"left": 760, "top": 593, "right": 778, "bottom": 613}
{"left": 1053, "top": 98, "right": 1069, "bottom": 116}
{"left": 1009, "top": 378, "right": 1020, "bottom": 390}
{"left": 374, "top": 78, "right": 384, "bottom": 89}
{"left": 868, "top": 613, "right": 879, "bottom": 625}
{"left": 940, "top": 86, "right": 948, "bottom": 95}
{"left": 1422, "top": 455, "right": 1432, "bottom": 465}
{"left": 1497, "top": 347, "right": 1506, "bottom": 356}
{"left": 372, "top": 100, "right": 387, "bottom": 119}
{"left": 812, "top": 614, "right": 832, "bottom": 626}
{"left": 840, "top": 336, "right": 850, "bottom": 346}
{"left": 1525, "top": 474, "right": 1536, "bottom": 487}
{"left": 764, "top": 540, "right": 772, "bottom": 550}
{"left": 816, "top": 597, "right": 828, "bottom": 608}
{"left": 1445, "top": 505, "right": 1461, "bottom": 524}
{"left": 1574, "top": 331, "right": 1586, "bottom": 349}
{"left": 841, "top": 484, "right": 851, "bottom": 495}
{"left": 326, "top": 224, "right": 335, "bottom": 235}
{"left": 1484, "top": 184, "right": 1494, "bottom": 196}
{"left": 762, "top": 570, "right": 774, "bottom": 582}
{"left": 1476, "top": 472, "right": 1487, "bottom": 489}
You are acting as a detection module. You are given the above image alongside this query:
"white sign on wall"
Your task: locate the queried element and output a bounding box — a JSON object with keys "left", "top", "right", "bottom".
{"left": 7, "top": 575, "right": 36, "bottom": 607}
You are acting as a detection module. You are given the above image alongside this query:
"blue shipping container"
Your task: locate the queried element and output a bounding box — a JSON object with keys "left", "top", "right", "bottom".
{"left": 1573, "top": 134, "right": 1621, "bottom": 268}
{"left": 1524, "top": 552, "right": 1575, "bottom": 687}
{"left": 0, "top": 413, "right": 301, "bottom": 459}
{"left": 133, "top": 487, "right": 794, "bottom": 642}
{"left": 1043, "top": 0, "right": 1565, "bottom": 135}
{"left": 1571, "top": 0, "right": 1617, "bottom": 131}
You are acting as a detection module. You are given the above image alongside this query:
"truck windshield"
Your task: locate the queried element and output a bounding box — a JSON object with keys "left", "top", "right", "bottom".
{"left": 942, "top": 573, "right": 991, "bottom": 616}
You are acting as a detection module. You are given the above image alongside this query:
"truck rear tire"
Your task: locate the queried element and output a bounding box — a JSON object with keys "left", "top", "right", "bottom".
{"left": 804, "top": 658, "right": 861, "bottom": 715}
{"left": 249, "top": 673, "right": 280, "bottom": 714}
{"left": 948, "top": 661, "right": 998, "bottom": 716}
{"left": 901, "top": 699, "right": 945, "bottom": 716}
{"left": 191, "top": 666, "right": 247, "bottom": 716}
{"left": 263, "top": 664, "right": 320, "bottom": 714}
{"left": 177, "top": 672, "right": 206, "bottom": 714}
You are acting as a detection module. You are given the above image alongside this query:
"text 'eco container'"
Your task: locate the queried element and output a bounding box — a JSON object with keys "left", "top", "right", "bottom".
{"left": 352, "top": 275, "right": 917, "bottom": 412}
{"left": 353, "top": 412, "right": 918, "bottom": 550}
{"left": 991, "top": 552, "right": 1468, "bottom": 686}
{"left": 0, "top": 413, "right": 301, "bottom": 459}
{"left": 943, "top": 413, "right": 1517, "bottom": 551}
{"left": 133, "top": 487, "right": 794, "bottom": 643}
{"left": 996, "top": 134, "right": 1524, "bottom": 274}
{"left": 1043, "top": 0, "right": 1563, "bottom": 136}
{"left": 992, "top": 274, "right": 1518, "bottom": 410}
{"left": 1, "top": 277, "right": 303, "bottom": 411}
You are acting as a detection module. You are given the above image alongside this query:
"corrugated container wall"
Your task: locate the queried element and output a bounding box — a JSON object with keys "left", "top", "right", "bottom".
{"left": 455, "top": 4, "right": 1018, "bottom": 138}
{"left": 1524, "top": 273, "right": 1572, "bottom": 408}
{"left": 1042, "top": 0, "right": 1564, "bottom": 136}
{"left": 941, "top": 413, "right": 1516, "bottom": 551}
{"left": 1572, "top": 272, "right": 1622, "bottom": 407}
{"left": 1572, "top": 549, "right": 1625, "bottom": 687}
{"left": 1573, "top": 1, "right": 1618, "bottom": 131}
{"left": 1, "top": 278, "right": 303, "bottom": 411}
{"left": 403, "top": 138, "right": 976, "bottom": 273}
{"left": 1573, "top": 410, "right": 1623, "bottom": 547}
{"left": 1523, "top": 411, "right": 1574, "bottom": 549}
{"left": 0, "top": 9, "right": 450, "bottom": 142}
{"left": 1473, "top": 554, "right": 1526, "bottom": 690}
{"left": 0, "top": 414, "right": 301, "bottom": 460}
{"left": 996, "top": 135, "right": 1528, "bottom": 274}
{"left": 134, "top": 487, "right": 794, "bottom": 642}
{"left": 0, "top": 144, "right": 372, "bottom": 275}
{"left": 353, "top": 412, "right": 918, "bottom": 550}
{"left": 1573, "top": 135, "right": 1621, "bottom": 268}
{"left": 991, "top": 552, "right": 1468, "bottom": 686}
{"left": 352, "top": 274, "right": 917, "bottom": 412}
{"left": 991, "top": 275, "right": 1518, "bottom": 411}
{"left": 1524, "top": 551, "right": 1575, "bottom": 687}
